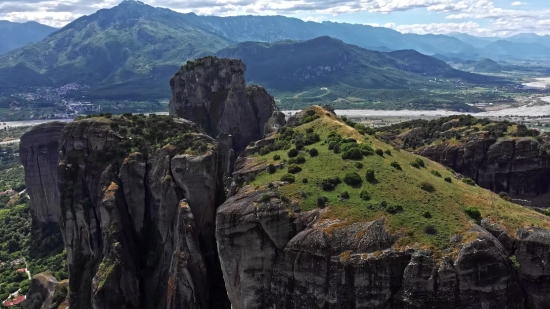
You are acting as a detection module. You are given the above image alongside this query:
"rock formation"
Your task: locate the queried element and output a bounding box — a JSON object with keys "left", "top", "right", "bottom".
{"left": 216, "top": 133, "right": 550, "bottom": 309}
{"left": 20, "top": 121, "right": 66, "bottom": 225}
{"left": 55, "top": 116, "right": 229, "bottom": 309}
{"left": 169, "top": 56, "right": 285, "bottom": 154}
{"left": 21, "top": 272, "right": 68, "bottom": 309}
{"left": 415, "top": 137, "right": 550, "bottom": 200}
{"left": 20, "top": 122, "right": 67, "bottom": 263}
{"left": 20, "top": 61, "right": 550, "bottom": 309}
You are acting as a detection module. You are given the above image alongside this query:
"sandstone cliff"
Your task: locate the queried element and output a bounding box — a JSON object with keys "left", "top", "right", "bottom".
{"left": 169, "top": 56, "right": 285, "bottom": 154}
{"left": 20, "top": 122, "right": 66, "bottom": 225}
{"left": 55, "top": 115, "right": 229, "bottom": 309}
{"left": 20, "top": 122, "right": 67, "bottom": 260}
{"left": 416, "top": 137, "right": 550, "bottom": 201}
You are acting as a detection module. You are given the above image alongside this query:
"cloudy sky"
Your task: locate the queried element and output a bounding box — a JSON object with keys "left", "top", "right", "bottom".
{"left": 0, "top": 0, "right": 549, "bottom": 37}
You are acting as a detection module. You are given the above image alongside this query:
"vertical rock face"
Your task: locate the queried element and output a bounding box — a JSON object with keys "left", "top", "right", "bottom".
{"left": 416, "top": 137, "right": 550, "bottom": 201}
{"left": 56, "top": 117, "right": 229, "bottom": 309}
{"left": 169, "top": 56, "right": 285, "bottom": 154}
{"left": 20, "top": 122, "right": 67, "bottom": 224}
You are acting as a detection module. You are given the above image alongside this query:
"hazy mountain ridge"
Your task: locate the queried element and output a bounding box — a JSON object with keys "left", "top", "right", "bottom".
{"left": 216, "top": 36, "right": 505, "bottom": 91}
{"left": 0, "top": 0, "right": 526, "bottom": 99}
{"left": 0, "top": 21, "right": 56, "bottom": 55}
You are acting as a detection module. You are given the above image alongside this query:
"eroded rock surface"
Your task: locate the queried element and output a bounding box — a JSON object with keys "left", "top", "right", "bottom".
{"left": 169, "top": 56, "right": 285, "bottom": 154}
{"left": 56, "top": 117, "right": 229, "bottom": 309}
{"left": 20, "top": 122, "right": 66, "bottom": 224}
{"left": 415, "top": 137, "right": 550, "bottom": 199}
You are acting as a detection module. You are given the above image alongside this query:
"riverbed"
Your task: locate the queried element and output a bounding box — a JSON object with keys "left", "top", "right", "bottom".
{"left": 0, "top": 119, "right": 72, "bottom": 129}
{"left": 523, "top": 77, "right": 550, "bottom": 89}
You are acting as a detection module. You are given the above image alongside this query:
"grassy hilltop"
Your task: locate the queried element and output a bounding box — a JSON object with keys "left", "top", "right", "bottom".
{"left": 244, "top": 106, "right": 550, "bottom": 251}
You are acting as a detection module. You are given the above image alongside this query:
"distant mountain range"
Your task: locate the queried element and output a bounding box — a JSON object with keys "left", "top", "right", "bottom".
{"left": 0, "top": 0, "right": 530, "bottom": 99}
{"left": 216, "top": 36, "right": 502, "bottom": 92}
{"left": 0, "top": 21, "right": 56, "bottom": 55}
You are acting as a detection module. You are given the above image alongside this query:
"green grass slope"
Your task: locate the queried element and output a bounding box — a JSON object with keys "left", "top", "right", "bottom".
{"left": 244, "top": 106, "right": 550, "bottom": 251}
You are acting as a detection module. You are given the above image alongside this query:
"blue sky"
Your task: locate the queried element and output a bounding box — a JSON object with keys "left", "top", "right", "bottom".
{"left": 0, "top": 0, "right": 549, "bottom": 37}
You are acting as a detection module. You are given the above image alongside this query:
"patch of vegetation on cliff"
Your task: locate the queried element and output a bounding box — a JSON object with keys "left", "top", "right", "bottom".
{"left": 246, "top": 106, "right": 550, "bottom": 250}
{"left": 375, "top": 114, "right": 546, "bottom": 151}
{"left": 73, "top": 113, "right": 212, "bottom": 164}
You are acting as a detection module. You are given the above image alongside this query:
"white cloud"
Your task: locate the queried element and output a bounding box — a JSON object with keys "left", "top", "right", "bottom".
{"left": 395, "top": 21, "right": 485, "bottom": 35}
{"left": 511, "top": 1, "right": 525, "bottom": 6}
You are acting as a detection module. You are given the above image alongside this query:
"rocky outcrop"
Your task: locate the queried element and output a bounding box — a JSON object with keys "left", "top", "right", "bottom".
{"left": 21, "top": 272, "right": 65, "bottom": 309}
{"left": 415, "top": 137, "right": 550, "bottom": 203}
{"left": 169, "top": 56, "right": 285, "bottom": 154}
{"left": 56, "top": 117, "right": 229, "bottom": 309}
{"left": 20, "top": 122, "right": 66, "bottom": 224}
{"left": 216, "top": 136, "right": 550, "bottom": 309}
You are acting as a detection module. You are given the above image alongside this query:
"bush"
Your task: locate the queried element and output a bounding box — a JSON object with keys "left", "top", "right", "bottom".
{"left": 465, "top": 207, "right": 481, "bottom": 220}
{"left": 365, "top": 169, "right": 376, "bottom": 182}
{"left": 333, "top": 144, "right": 341, "bottom": 154}
{"left": 261, "top": 194, "right": 271, "bottom": 203}
{"left": 288, "top": 149, "right": 300, "bottom": 158}
{"left": 386, "top": 205, "right": 404, "bottom": 214}
{"left": 273, "top": 154, "right": 281, "bottom": 160}
{"left": 423, "top": 211, "right": 432, "bottom": 218}
{"left": 320, "top": 177, "right": 342, "bottom": 191}
{"left": 431, "top": 170, "right": 442, "bottom": 177}
{"left": 344, "top": 172, "right": 363, "bottom": 186}
{"left": 295, "top": 142, "right": 304, "bottom": 150}
{"left": 424, "top": 225, "right": 437, "bottom": 235}
{"left": 420, "top": 182, "right": 435, "bottom": 192}
{"left": 309, "top": 148, "right": 319, "bottom": 157}
{"left": 288, "top": 164, "right": 302, "bottom": 174}
{"left": 410, "top": 161, "right": 420, "bottom": 168}
{"left": 462, "top": 178, "right": 476, "bottom": 186}
{"left": 259, "top": 146, "right": 271, "bottom": 155}
{"left": 355, "top": 162, "right": 364, "bottom": 169}
{"left": 302, "top": 178, "right": 309, "bottom": 184}
{"left": 280, "top": 174, "right": 296, "bottom": 183}
{"left": 317, "top": 196, "right": 328, "bottom": 208}
{"left": 390, "top": 161, "right": 402, "bottom": 170}
{"left": 384, "top": 149, "right": 392, "bottom": 156}
{"left": 340, "top": 191, "right": 350, "bottom": 199}
{"left": 498, "top": 191, "right": 513, "bottom": 202}
{"left": 268, "top": 182, "right": 274, "bottom": 188}
{"left": 414, "top": 158, "right": 425, "bottom": 168}
{"left": 342, "top": 148, "right": 363, "bottom": 160}
{"left": 268, "top": 164, "right": 276, "bottom": 174}
{"left": 444, "top": 177, "right": 452, "bottom": 183}
{"left": 360, "top": 190, "right": 371, "bottom": 201}
{"left": 306, "top": 128, "right": 314, "bottom": 133}
{"left": 328, "top": 141, "right": 338, "bottom": 150}
{"left": 375, "top": 149, "right": 384, "bottom": 156}
{"left": 295, "top": 156, "right": 306, "bottom": 164}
